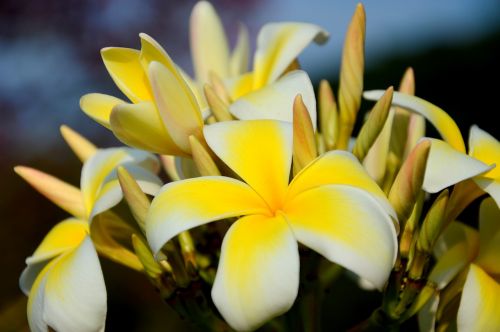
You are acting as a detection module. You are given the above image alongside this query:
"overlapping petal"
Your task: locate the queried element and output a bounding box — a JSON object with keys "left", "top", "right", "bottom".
{"left": 433, "top": 221, "right": 479, "bottom": 259}
{"left": 230, "top": 23, "right": 250, "bottom": 77}
{"left": 90, "top": 163, "right": 162, "bottom": 219}
{"left": 110, "top": 101, "right": 186, "bottom": 155}
{"left": 26, "top": 219, "right": 88, "bottom": 265}
{"left": 149, "top": 61, "right": 203, "bottom": 154}
{"left": 204, "top": 120, "right": 293, "bottom": 210}
{"left": 138, "top": 33, "right": 177, "bottom": 75}
{"left": 81, "top": 148, "right": 160, "bottom": 217}
{"left": 101, "top": 47, "right": 152, "bottom": 102}
{"left": 228, "top": 72, "right": 254, "bottom": 100}
{"left": 212, "top": 214, "right": 299, "bottom": 331}
{"left": 287, "top": 150, "right": 396, "bottom": 219}
{"left": 190, "top": 1, "right": 230, "bottom": 84}
{"left": 20, "top": 261, "right": 49, "bottom": 296}
{"left": 474, "top": 177, "right": 500, "bottom": 208}
{"left": 283, "top": 184, "right": 397, "bottom": 289}
{"left": 229, "top": 70, "right": 316, "bottom": 129}
{"left": 429, "top": 222, "right": 479, "bottom": 289}
{"left": 27, "top": 259, "right": 53, "bottom": 332}
{"left": 79, "top": 93, "right": 125, "bottom": 129}
{"left": 27, "top": 237, "right": 106, "bottom": 332}
{"left": 253, "top": 22, "right": 329, "bottom": 89}
{"left": 457, "top": 264, "right": 500, "bottom": 332}
{"left": 146, "top": 177, "right": 269, "bottom": 255}
{"left": 43, "top": 237, "right": 107, "bottom": 332}
{"left": 469, "top": 125, "right": 500, "bottom": 179}
{"left": 423, "top": 138, "right": 492, "bottom": 193}
{"left": 469, "top": 126, "right": 500, "bottom": 205}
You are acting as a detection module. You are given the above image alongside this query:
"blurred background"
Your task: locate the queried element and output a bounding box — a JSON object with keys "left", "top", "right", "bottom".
{"left": 1, "top": 0, "right": 499, "bottom": 330}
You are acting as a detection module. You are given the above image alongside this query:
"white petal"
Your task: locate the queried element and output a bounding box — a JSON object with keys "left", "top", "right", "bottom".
{"left": 146, "top": 176, "right": 268, "bottom": 256}
{"left": 27, "top": 262, "right": 51, "bottom": 332}
{"left": 468, "top": 125, "right": 500, "bottom": 179}
{"left": 288, "top": 150, "right": 397, "bottom": 221}
{"left": 253, "top": 22, "right": 329, "bottom": 88}
{"left": 27, "top": 238, "right": 107, "bottom": 332}
{"left": 43, "top": 237, "right": 107, "bottom": 332}
{"left": 148, "top": 61, "right": 204, "bottom": 153}
{"left": 229, "top": 70, "right": 317, "bottom": 130}
{"left": 430, "top": 221, "right": 479, "bottom": 288}
{"left": 230, "top": 23, "right": 250, "bottom": 77}
{"left": 418, "top": 294, "right": 439, "bottom": 332}
{"left": 212, "top": 214, "right": 299, "bottom": 331}
{"left": 284, "top": 184, "right": 397, "bottom": 289}
{"left": 423, "top": 138, "right": 492, "bottom": 193}
{"left": 90, "top": 163, "right": 162, "bottom": 219}
{"left": 457, "top": 264, "right": 500, "bottom": 332}
{"left": 20, "top": 260, "right": 50, "bottom": 296}
{"left": 81, "top": 147, "right": 159, "bottom": 217}
{"left": 190, "top": 1, "right": 230, "bottom": 84}
{"left": 474, "top": 177, "right": 500, "bottom": 208}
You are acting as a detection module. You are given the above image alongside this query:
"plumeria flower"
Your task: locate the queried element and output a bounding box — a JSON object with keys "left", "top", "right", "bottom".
{"left": 81, "top": 33, "right": 205, "bottom": 156}
{"left": 420, "top": 197, "right": 500, "bottom": 331}
{"left": 81, "top": 1, "right": 326, "bottom": 158}
{"left": 364, "top": 91, "right": 495, "bottom": 204}
{"left": 189, "top": 1, "right": 250, "bottom": 86}
{"left": 146, "top": 119, "right": 398, "bottom": 331}
{"left": 16, "top": 127, "right": 162, "bottom": 332}
{"left": 189, "top": 1, "right": 328, "bottom": 100}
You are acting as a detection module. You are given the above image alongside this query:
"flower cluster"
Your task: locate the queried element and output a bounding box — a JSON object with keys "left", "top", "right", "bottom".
{"left": 17, "top": 2, "right": 499, "bottom": 331}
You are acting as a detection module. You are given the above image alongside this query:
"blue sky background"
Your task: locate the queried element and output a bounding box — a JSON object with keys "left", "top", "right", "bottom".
{"left": 0, "top": 0, "right": 498, "bottom": 156}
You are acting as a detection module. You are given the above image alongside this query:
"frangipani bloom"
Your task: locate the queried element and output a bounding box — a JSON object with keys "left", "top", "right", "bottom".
{"left": 16, "top": 133, "right": 162, "bottom": 332}
{"left": 21, "top": 227, "right": 104, "bottom": 332}
{"left": 81, "top": 1, "right": 326, "bottom": 158}
{"left": 147, "top": 120, "right": 398, "bottom": 331}
{"left": 81, "top": 34, "right": 205, "bottom": 156}
{"left": 189, "top": 1, "right": 328, "bottom": 99}
{"left": 189, "top": 1, "right": 249, "bottom": 85}
{"left": 422, "top": 197, "right": 500, "bottom": 331}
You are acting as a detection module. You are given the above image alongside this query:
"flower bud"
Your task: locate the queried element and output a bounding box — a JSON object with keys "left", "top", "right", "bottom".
{"left": 293, "top": 94, "right": 317, "bottom": 175}
{"left": 352, "top": 86, "right": 393, "bottom": 161}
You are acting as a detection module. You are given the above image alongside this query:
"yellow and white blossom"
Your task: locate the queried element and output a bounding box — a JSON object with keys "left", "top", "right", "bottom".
{"left": 22, "top": 230, "right": 105, "bottom": 332}
{"left": 16, "top": 130, "right": 161, "bottom": 332}
{"left": 421, "top": 197, "right": 500, "bottom": 331}
{"left": 146, "top": 119, "right": 398, "bottom": 331}
{"left": 81, "top": 34, "right": 204, "bottom": 156}
{"left": 189, "top": 1, "right": 249, "bottom": 85}
{"left": 81, "top": 1, "right": 326, "bottom": 159}
{"left": 190, "top": 2, "right": 328, "bottom": 99}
